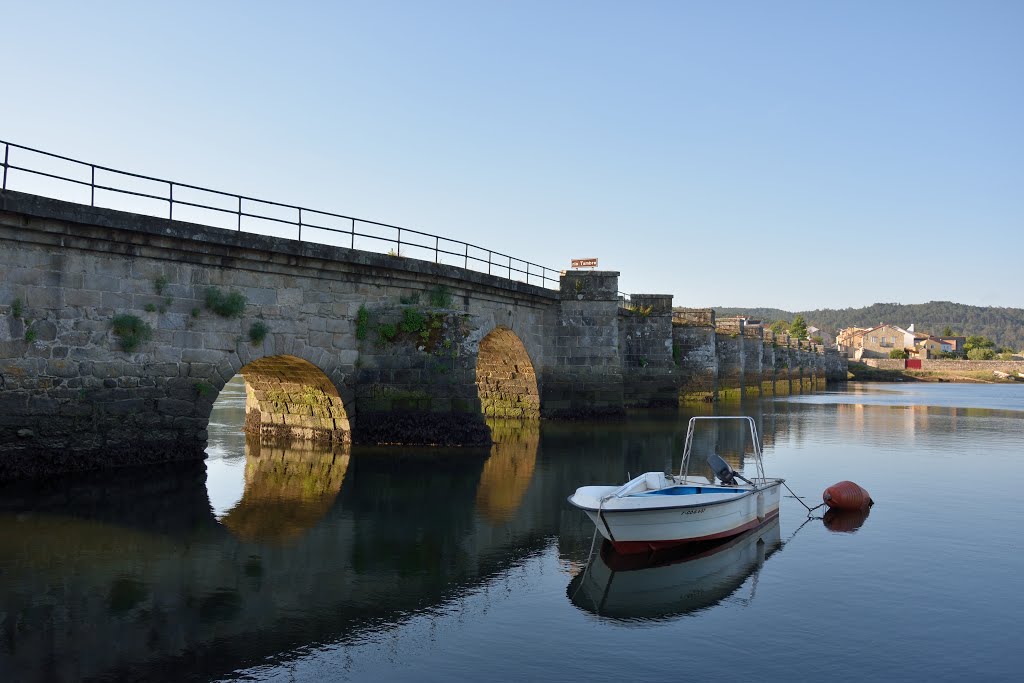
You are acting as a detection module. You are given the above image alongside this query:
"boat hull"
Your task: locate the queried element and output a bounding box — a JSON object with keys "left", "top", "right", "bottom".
{"left": 577, "top": 481, "right": 783, "bottom": 555}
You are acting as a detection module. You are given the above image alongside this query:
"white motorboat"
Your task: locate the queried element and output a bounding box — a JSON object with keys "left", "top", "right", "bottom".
{"left": 567, "top": 416, "right": 784, "bottom": 555}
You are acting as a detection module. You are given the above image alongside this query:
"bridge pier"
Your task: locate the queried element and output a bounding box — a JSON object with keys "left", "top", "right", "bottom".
{"left": 741, "top": 325, "right": 764, "bottom": 397}
{"left": 541, "top": 270, "right": 624, "bottom": 418}
{"left": 822, "top": 347, "right": 848, "bottom": 382}
{"left": 620, "top": 294, "right": 676, "bottom": 408}
{"left": 760, "top": 331, "right": 777, "bottom": 394}
{"left": 793, "top": 342, "right": 807, "bottom": 391}
{"left": 715, "top": 317, "right": 744, "bottom": 401}
{"left": 673, "top": 309, "right": 717, "bottom": 403}
{"left": 782, "top": 339, "right": 797, "bottom": 392}
{"left": 350, "top": 303, "right": 490, "bottom": 446}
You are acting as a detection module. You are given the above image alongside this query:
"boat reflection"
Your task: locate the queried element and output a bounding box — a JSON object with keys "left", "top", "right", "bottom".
{"left": 567, "top": 518, "right": 782, "bottom": 621}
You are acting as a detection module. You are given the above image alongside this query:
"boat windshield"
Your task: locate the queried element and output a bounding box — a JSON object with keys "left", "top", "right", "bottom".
{"left": 679, "top": 416, "right": 765, "bottom": 482}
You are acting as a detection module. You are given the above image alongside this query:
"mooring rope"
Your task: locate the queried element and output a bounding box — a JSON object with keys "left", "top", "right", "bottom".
{"left": 781, "top": 513, "right": 820, "bottom": 545}
{"left": 782, "top": 480, "right": 825, "bottom": 515}
{"left": 569, "top": 525, "right": 602, "bottom": 603}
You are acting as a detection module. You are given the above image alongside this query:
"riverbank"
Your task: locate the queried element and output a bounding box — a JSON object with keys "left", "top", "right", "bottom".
{"left": 847, "top": 361, "right": 1023, "bottom": 384}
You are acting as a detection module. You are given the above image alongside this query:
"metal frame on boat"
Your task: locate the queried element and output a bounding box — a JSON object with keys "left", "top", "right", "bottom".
{"left": 568, "top": 416, "right": 784, "bottom": 555}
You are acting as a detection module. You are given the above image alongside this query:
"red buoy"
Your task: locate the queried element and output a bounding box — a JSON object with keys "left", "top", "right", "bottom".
{"left": 822, "top": 481, "right": 873, "bottom": 511}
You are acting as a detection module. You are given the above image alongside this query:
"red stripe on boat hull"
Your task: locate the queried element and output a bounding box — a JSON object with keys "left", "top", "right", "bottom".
{"left": 609, "top": 509, "right": 780, "bottom": 555}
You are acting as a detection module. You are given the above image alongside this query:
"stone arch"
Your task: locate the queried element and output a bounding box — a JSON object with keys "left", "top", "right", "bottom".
{"left": 237, "top": 355, "right": 351, "bottom": 443}
{"left": 475, "top": 326, "right": 540, "bottom": 419}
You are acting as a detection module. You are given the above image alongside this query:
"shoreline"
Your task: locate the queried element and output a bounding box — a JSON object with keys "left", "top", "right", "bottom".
{"left": 846, "top": 361, "right": 1023, "bottom": 384}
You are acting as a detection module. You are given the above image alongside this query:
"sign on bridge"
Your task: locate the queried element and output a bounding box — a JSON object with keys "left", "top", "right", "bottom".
{"left": 571, "top": 258, "right": 598, "bottom": 268}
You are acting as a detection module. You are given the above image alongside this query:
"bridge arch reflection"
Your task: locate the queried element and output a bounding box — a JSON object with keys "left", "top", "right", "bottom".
{"left": 218, "top": 436, "right": 350, "bottom": 544}
{"left": 475, "top": 419, "right": 540, "bottom": 525}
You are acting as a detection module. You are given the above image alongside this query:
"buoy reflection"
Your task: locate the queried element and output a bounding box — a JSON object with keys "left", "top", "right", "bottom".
{"left": 823, "top": 505, "right": 871, "bottom": 533}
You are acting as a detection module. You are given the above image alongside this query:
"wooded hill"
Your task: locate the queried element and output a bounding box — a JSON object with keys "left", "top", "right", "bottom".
{"left": 711, "top": 301, "right": 1024, "bottom": 351}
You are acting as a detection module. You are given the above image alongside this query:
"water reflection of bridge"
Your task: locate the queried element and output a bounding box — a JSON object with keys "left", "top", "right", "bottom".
{"left": 0, "top": 420, "right": 549, "bottom": 681}
{"left": 220, "top": 437, "right": 350, "bottom": 544}
{"left": 0, "top": 399, "right": 805, "bottom": 681}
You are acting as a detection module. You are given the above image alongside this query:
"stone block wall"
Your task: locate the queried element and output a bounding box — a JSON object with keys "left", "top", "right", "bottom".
{"left": 921, "top": 359, "right": 1024, "bottom": 373}
{"left": 741, "top": 330, "right": 763, "bottom": 395}
{"left": 858, "top": 358, "right": 1024, "bottom": 375}
{"left": 715, "top": 317, "right": 743, "bottom": 336}
{"left": 810, "top": 349, "right": 826, "bottom": 380}
{"left": 542, "top": 271, "right": 624, "bottom": 418}
{"left": 857, "top": 359, "right": 906, "bottom": 370}
{"left": 822, "top": 348, "right": 849, "bottom": 380}
{"left": 715, "top": 335, "right": 742, "bottom": 397}
{"left": 785, "top": 345, "right": 800, "bottom": 388}
{"left": 350, "top": 304, "right": 494, "bottom": 446}
{"left": 769, "top": 342, "right": 788, "bottom": 386}
{"left": 760, "top": 333, "right": 777, "bottom": 392}
{"left": 619, "top": 294, "right": 676, "bottom": 408}
{"left": 715, "top": 317, "right": 744, "bottom": 396}
{"left": 673, "top": 323, "right": 717, "bottom": 401}
{"left": 672, "top": 308, "right": 715, "bottom": 327}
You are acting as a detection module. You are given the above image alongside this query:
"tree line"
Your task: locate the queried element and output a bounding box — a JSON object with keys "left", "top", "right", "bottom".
{"left": 713, "top": 301, "right": 1024, "bottom": 352}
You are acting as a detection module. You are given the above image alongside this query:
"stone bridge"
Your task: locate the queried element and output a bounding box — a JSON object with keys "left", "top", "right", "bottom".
{"left": 0, "top": 190, "right": 846, "bottom": 479}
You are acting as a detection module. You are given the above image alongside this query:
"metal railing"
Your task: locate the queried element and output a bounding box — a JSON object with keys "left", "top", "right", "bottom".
{"left": 0, "top": 139, "right": 560, "bottom": 288}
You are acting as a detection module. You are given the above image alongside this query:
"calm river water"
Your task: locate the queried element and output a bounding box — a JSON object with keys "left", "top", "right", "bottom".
{"left": 2, "top": 381, "right": 1023, "bottom": 682}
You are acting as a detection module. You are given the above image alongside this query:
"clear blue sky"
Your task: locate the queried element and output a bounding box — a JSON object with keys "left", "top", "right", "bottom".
{"left": 4, "top": 1, "right": 1021, "bottom": 310}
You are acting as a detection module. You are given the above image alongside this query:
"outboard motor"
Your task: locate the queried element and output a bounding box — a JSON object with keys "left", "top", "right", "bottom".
{"left": 706, "top": 453, "right": 738, "bottom": 485}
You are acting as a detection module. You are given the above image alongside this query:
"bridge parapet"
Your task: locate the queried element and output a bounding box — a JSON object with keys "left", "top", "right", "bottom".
{"left": 714, "top": 316, "right": 744, "bottom": 336}
{"left": 672, "top": 308, "right": 715, "bottom": 327}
